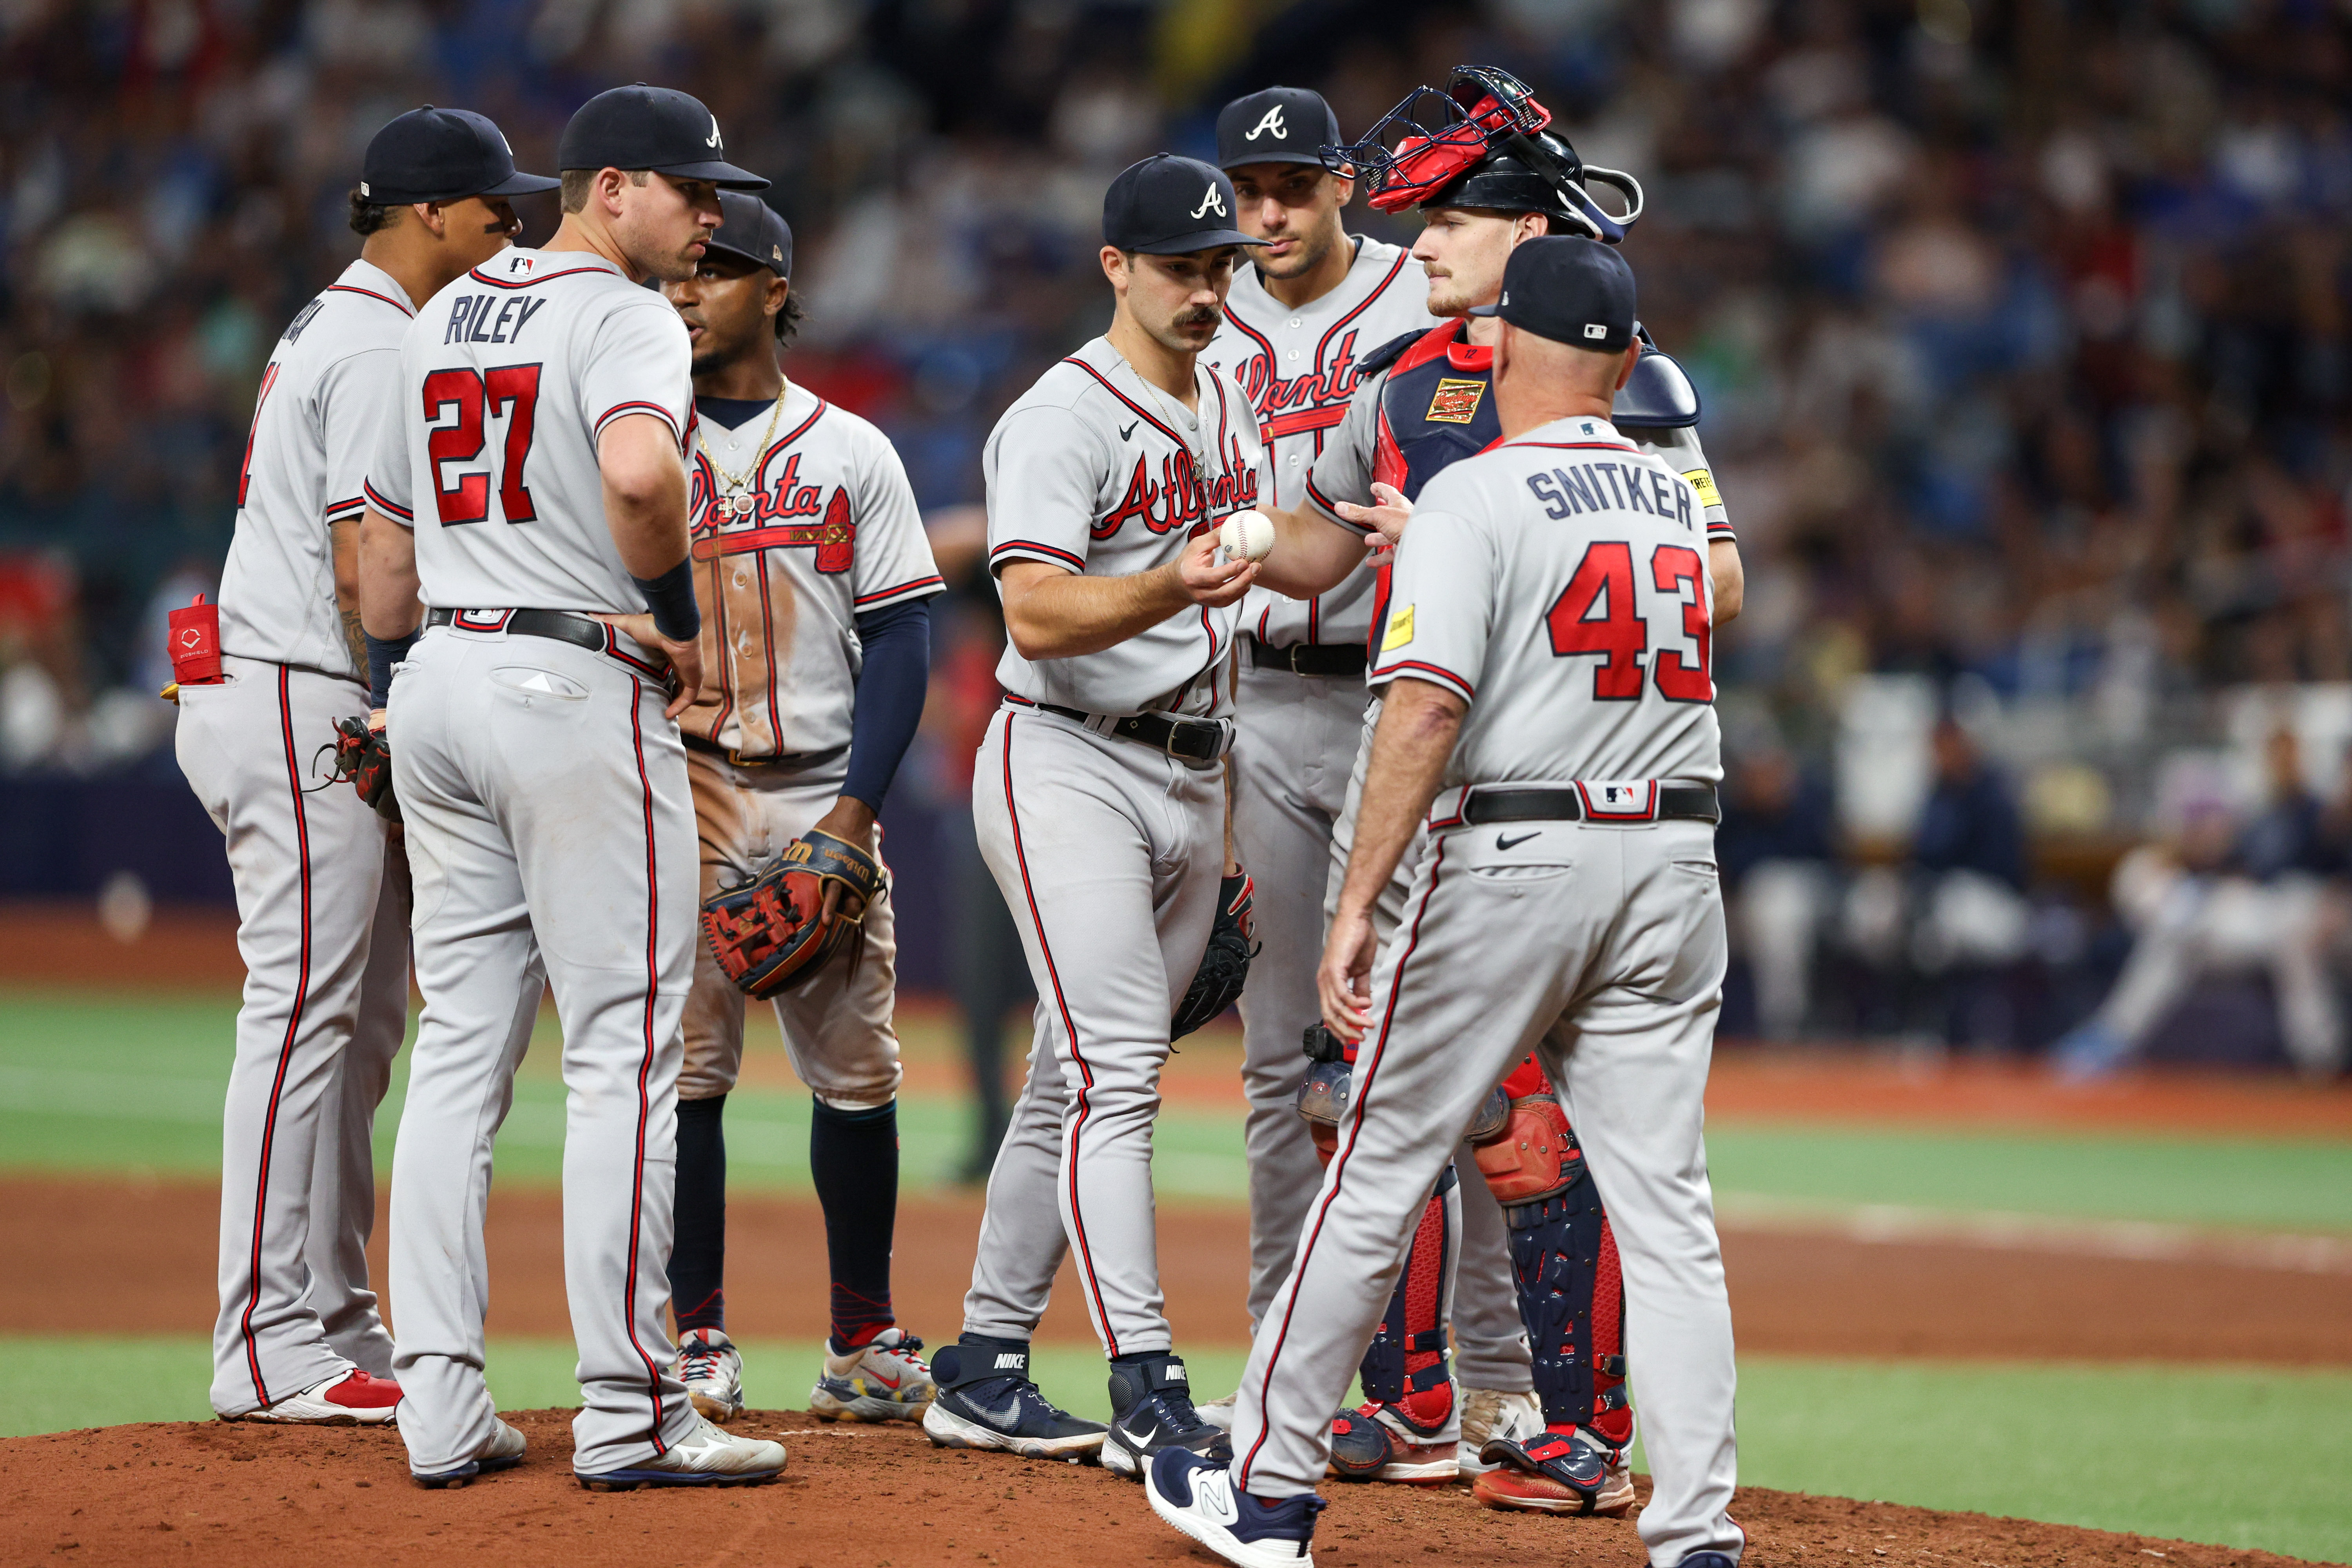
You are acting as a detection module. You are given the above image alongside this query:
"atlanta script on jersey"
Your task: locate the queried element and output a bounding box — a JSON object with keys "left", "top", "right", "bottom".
{"left": 681, "top": 386, "right": 944, "bottom": 760}
{"left": 984, "top": 336, "right": 1269, "bottom": 718}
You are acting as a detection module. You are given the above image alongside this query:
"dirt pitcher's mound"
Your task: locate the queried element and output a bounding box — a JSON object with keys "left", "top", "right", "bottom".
{"left": 0, "top": 1409, "right": 2319, "bottom": 1568}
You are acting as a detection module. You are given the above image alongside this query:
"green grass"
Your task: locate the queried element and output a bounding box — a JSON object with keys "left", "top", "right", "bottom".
{"left": 10, "top": 988, "right": 2351, "bottom": 1232}
{"left": 1702, "top": 1125, "right": 2352, "bottom": 1234}
{"left": 0, "top": 990, "right": 1248, "bottom": 1200}
{"left": 5, "top": 1338, "right": 2344, "bottom": 1563}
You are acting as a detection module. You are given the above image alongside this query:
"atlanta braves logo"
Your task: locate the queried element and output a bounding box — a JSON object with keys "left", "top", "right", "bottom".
{"left": 706, "top": 114, "right": 722, "bottom": 149}
{"left": 1190, "top": 184, "right": 1228, "bottom": 219}
{"left": 1245, "top": 106, "right": 1287, "bottom": 141}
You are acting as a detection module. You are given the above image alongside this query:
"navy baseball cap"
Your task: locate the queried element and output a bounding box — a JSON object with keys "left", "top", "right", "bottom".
{"left": 359, "top": 107, "right": 559, "bottom": 205}
{"left": 558, "top": 84, "right": 769, "bottom": 191}
{"left": 1103, "top": 155, "right": 1267, "bottom": 255}
{"left": 705, "top": 191, "right": 792, "bottom": 276}
{"left": 1468, "top": 237, "right": 1637, "bottom": 352}
{"left": 1216, "top": 87, "right": 1341, "bottom": 170}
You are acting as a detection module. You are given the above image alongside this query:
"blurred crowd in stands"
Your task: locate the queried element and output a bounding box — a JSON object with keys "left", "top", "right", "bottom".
{"left": 2, "top": 0, "right": 2350, "bottom": 1067}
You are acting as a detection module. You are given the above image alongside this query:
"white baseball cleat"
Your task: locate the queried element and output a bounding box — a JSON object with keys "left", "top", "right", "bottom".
{"left": 810, "top": 1327, "right": 935, "bottom": 1422}
{"left": 237, "top": 1368, "right": 403, "bottom": 1426}
{"left": 1457, "top": 1386, "right": 1541, "bottom": 1479}
{"left": 410, "top": 1418, "right": 526, "bottom": 1488}
{"left": 574, "top": 1415, "right": 785, "bottom": 1490}
{"left": 675, "top": 1327, "right": 745, "bottom": 1423}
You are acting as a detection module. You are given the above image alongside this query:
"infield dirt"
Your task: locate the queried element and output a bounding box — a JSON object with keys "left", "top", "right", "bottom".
{"left": 0, "top": 1407, "right": 2326, "bottom": 1568}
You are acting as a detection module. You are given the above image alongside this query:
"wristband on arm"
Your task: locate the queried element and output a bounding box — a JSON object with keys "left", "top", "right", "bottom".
{"left": 632, "top": 558, "right": 702, "bottom": 643}
{"left": 365, "top": 630, "right": 417, "bottom": 712}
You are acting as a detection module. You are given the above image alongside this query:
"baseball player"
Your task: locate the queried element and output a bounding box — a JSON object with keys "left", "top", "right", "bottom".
{"left": 918, "top": 154, "right": 1272, "bottom": 1479}
{"left": 1192, "top": 85, "right": 1456, "bottom": 1436}
{"left": 174, "top": 107, "right": 553, "bottom": 1427}
{"left": 1149, "top": 236, "right": 1744, "bottom": 1568}
{"left": 1206, "top": 67, "right": 1739, "bottom": 1501}
{"left": 356, "top": 85, "right": 786, "bottom": 1490}
{"left": 655, "top": 190, "right": 944, "bottom": 1423}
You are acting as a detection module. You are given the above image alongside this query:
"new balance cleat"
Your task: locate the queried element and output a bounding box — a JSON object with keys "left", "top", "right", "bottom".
{"left": 1146, "top": 1447, "right": 1325, "bottom": 1568}
{"left": 811, "top": 1327, "right": 935, "bottom": 1423}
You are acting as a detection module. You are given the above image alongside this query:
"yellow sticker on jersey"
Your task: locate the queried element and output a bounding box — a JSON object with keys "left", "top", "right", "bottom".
{"left": 1426, "top": 379, "right": 1486, "bottom": 425}
{"left": 1382, "top": 604, "right": 1415, "bottom": 652}
{"left": 1682, "top": 468, "right": 1723, "bottom": 510}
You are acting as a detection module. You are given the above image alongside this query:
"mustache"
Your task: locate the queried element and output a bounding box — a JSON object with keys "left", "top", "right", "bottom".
{"left": 1174, "top": 308, "right": 1220, "bottom": 327}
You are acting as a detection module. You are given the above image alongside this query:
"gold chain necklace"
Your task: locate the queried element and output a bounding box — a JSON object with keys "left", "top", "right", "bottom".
{"left": 706, "top": 385, "right": 788, "bottom": 520}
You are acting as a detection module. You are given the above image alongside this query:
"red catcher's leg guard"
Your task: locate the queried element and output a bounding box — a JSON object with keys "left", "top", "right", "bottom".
{"left": 1357, "top": 1165, "right": 1457, "bottom": 1432}
{"left": 1589, "top": 1216, "right": 1631, "bottom": 1446}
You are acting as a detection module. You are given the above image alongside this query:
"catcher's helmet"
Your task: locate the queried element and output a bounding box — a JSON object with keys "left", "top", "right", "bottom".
{"left": 1321, "top": 65, "right": 1642, "bottom": 243}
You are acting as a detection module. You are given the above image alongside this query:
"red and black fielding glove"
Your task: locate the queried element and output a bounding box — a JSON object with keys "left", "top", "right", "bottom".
{"left": 702, "top": 829, "right": 886, "bottom": 998}
{"left": 1172, "top": 871, "right": 1258, "bottom": 1040}
{"left": 327, "top": 715, "right": 399, "bottom": 823}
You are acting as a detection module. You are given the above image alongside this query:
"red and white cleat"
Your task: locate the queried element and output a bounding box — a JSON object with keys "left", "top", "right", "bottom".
{"left": 239, "top": 1369, "right": 403, "bottom": 1425}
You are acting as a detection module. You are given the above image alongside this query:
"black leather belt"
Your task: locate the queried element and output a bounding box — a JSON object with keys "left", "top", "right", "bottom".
{"left": 426, "top": 606, "right": 668, "bottom": 679}
{"left": 682, "top": 733, "right": 848, "bottom": 771}
{"left": 1248, "top": 638, "right": 1368, "bottom": 677}
{"left": 1022, "top": 700, "right": 1231, "bottom": 766}
{"left": 1463, "top": 783, "right": 1719, "bottom": 826}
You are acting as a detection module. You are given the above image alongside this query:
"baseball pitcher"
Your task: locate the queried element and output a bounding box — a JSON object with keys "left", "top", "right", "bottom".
{"left": 919, "top": 154, "right": 1270, "bottom": 1480}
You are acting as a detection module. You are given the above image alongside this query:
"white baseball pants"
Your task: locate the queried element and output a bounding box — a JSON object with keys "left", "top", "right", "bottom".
{"left": 1233, "top": 815, "right": 1743, "bottom": 1568}
{"left": 176, "top": 655, "right": 409, "bottom": 1417}
{"left": 385, "top": 625, "right": 697, "bottom": 1477}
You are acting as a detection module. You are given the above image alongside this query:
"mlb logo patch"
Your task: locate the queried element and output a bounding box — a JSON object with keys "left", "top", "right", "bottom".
{"left": 1425, "top": 378, "right": 1486, "bottom": 425}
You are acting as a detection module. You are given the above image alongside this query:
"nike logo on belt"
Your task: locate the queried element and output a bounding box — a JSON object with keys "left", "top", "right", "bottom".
{"left": 1497, "top": 831, "right": 1541, "bottom": 851}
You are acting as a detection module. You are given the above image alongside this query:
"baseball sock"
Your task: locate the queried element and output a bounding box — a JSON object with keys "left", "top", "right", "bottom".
{"left": 811, "top": 1096, "right": 897, "bottom": 1348}
{"left": 670, "top": 1094, "right": 728, "bottom": 1335}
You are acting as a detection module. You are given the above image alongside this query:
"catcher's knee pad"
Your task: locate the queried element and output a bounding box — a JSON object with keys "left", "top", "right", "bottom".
{"left": 1296, "top": 1024, "right": 1351, "bottom": 1166}
{"left": 1508, "top": 1181, "right": 1630, "bottom": 1443}
{"left": 1472, "top": 1092, "right": 1583, "bottom": 1205}
{"left": 1358, "top": 1164, "right": 1458, "bottom": 1428}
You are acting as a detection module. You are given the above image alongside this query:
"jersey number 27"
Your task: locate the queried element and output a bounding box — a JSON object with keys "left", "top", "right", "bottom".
{"left": 424, "top": 365, "right": 542, "bottom": 526}
{"left": 1546, "top": 541, "right": 1713, "bottom": 703}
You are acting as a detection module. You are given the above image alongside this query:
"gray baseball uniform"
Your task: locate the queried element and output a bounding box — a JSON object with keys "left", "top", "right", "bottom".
{"left": 1197, "top": 236, "right": 1437, "bottom": 1336}
{"left": 366, "top": 245, "right": 701, "bottom": 1477}
{"left": 1303, "top": 334, "right": 1738, "bottom": 1397}
{"left": 180, "top": 258, "right": 416, "bottom": 1417}
{"left": 960, "top": 336, "right": 1264, "bottom": 1357}
{"left": 1231, "top": 415, "right": 1742, "bottom": 1568}
{"left": 675, "top": 385, "right": 944, "bottom": 1109}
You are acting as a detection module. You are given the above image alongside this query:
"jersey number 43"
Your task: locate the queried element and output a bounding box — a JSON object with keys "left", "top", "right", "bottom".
{"left": 424, "top": 364, "right": 543, "bottom": 526}
{"left": 1546, "top": 541, "right": 1713, "bottom": 704}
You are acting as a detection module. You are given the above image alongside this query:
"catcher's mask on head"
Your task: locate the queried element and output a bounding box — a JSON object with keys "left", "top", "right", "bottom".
{"left": 1320, "top": 65, "right": 1642, "bottom": 243}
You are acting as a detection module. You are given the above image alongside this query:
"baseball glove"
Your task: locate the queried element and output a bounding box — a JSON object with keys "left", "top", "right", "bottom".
{"left": 1172, "top": 871, "right": 1259, "bottom": 1040}
{"left": 701, "top": 829, "right": 884, "bottom": 1000}
{"left": 325, "top": 715, "right": 400, "bottom": 823}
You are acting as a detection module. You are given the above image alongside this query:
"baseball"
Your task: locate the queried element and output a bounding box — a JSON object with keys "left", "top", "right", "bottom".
{"left": 1217, "top": 509, "right": 1277, "bottom": 566}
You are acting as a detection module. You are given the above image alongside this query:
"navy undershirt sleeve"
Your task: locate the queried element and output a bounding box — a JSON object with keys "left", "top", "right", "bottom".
{"left": 841, "top": 597, "right": 933, "bottom": 811}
